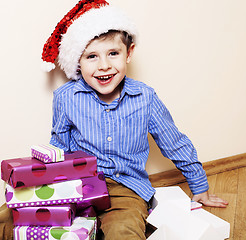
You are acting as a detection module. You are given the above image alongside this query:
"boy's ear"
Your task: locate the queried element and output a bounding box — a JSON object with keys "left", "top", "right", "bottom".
{"left": 126, "top": 43, "right": 135, "bottom": 64}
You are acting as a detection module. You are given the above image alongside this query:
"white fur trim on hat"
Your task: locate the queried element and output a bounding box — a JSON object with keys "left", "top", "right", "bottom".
{"left": 41, "top": 61, "right": 56, "bottom": 72}
{"left": 58, "top": 5, "right": 138, "bottom": 80}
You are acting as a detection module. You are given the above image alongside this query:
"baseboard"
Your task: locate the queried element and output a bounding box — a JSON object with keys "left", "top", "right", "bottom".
{"left": 149, "top": 152, "right": 246, "bottom": 188}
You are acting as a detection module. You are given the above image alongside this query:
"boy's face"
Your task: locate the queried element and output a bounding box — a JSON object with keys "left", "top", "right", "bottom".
{"left": 79, "top": 33, "right": 134, "bottom": 103}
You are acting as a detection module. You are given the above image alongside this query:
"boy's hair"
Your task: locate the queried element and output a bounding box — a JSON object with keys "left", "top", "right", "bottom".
{"left": 93, "top": 30, "right": 134, "bottom": 51}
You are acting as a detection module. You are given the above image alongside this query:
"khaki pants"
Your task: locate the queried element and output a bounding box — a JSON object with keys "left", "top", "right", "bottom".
{"left": 0, "top": 203, "right": 13, "bottom": 240}
{"left": 98, "top": 178, "right": 149, "bottom": 240}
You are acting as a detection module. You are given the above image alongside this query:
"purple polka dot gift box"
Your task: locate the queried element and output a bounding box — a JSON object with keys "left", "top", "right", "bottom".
{"left": 14, "top": 216, "right": 97, "bottom": 240}
{"left": 1, "top": 150, "right": 97, "bottom": 189}
{"left": 77, "top": 172, "right": 110, "bottom": 212}
{"left": 5, "top": 179, "right": 83, "bottom": 208}
{"left": 12, "top": 204, "right": 76, "bottom": 227}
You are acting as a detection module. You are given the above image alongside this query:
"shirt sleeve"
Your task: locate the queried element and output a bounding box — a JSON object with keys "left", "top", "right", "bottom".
{"left": 49, "top": 91, "right": 71, "bottom": 152}
{"left": 148, "top": 92, "right": 209, "bottom": 195}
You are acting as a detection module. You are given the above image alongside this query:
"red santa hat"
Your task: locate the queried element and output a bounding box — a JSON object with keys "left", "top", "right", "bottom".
{"left": 42, "top": 0, "right": 137, "bottom": 80}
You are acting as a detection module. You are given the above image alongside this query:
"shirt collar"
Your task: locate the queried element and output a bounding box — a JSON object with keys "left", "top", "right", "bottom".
{"left": 121, "top": 77, "right": 142, "bottom": 96}
{"left": 73, "top": 78, "right": 94, "bottom": 94}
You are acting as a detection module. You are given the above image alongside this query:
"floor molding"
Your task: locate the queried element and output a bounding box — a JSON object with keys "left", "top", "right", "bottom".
{"left": 149, "top": 152, "right": 246, "bottom": 188}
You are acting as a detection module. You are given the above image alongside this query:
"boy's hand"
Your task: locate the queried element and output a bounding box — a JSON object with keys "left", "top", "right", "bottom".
{"left": 192, "top": 191, "right": 228, "bottom": 208}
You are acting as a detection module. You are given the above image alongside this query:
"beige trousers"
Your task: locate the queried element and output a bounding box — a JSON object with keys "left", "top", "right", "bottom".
{"left": 98, "top": 178, "right": 149, "bottom": 240}
{"left": 0, "top": 203, "right": 13, "bottom": 240}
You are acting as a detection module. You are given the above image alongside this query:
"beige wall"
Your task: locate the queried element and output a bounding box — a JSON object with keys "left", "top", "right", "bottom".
{"left": 0, "top": 0, "right": 246, "bottom": 205}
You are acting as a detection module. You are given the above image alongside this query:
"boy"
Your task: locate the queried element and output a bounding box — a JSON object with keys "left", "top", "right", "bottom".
{"left": 0, "top": 0, "right": 228, "bottom": 239}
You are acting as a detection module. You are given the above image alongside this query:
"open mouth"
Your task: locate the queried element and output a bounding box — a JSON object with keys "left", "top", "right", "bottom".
{"left": 95, "top": 74, "right": 116, "bottom": 84}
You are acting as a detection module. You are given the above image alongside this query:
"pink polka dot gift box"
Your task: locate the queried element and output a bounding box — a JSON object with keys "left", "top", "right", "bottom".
{"left": 1, "top": 150, "right": 97, "bottom": 189}
{"left": 14, "top": 216, "right": 97, "bottom": 240}
{"left": 12, "top": 204, "right": 76, "bottom": 227}
{"left": 5, "top": 179, "right": 83, "bottom": 208}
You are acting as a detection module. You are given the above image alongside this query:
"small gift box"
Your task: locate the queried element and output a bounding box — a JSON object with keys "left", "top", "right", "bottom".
{"left": 76, "top": 172, "right": 111, "bottom": 212}
{"left": 12, "top": 204, "right": 76, "bottom": 226}
{"left": 31, "top": 144, "right": 64, "bottom": 163}
{"left": 77, "top": 206, "right": 101, "bottom": 231}
{"left": 14, "top": 217, "right": 97, "bottom": 240}
{"left": 1, "top": 150, "right": 97, "bottom": 188}
{"left": 6, "top": 179, "right": 83, "bottom": 208}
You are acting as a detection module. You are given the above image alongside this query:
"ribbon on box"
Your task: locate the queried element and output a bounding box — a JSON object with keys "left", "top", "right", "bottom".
{"left": 31, "top": 144, "right": 64, "bottom": 163}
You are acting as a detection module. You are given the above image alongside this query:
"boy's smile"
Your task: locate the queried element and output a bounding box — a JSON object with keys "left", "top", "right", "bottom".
{"left": 79, "top": 33, "right": 134, "bottom": 104}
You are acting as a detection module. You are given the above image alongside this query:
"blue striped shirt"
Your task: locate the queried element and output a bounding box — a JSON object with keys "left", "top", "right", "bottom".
{"left": 50, "top": 77, "right": 209, "bottom": 202}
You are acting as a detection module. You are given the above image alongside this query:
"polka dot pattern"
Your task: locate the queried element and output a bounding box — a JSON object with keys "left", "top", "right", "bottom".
{"left": 73, "top": 158, "right": 87, "bottom": 171}
{"left": 15, "top": 188, "right": 34, "bottom": 201}
{"left": 36, "top": 208, "right": 51, "bottom": 222}
{"left": 6, "top": 179, "right": 83, "bottom": 208}
{"left": 26, "top": 226, "right": 49, "bottom": 240}
{"left": 31, "top": 163, "right": 47, "bottom": 177}
{"left": 35, "top": 185, "right": 55, "bottom": 200}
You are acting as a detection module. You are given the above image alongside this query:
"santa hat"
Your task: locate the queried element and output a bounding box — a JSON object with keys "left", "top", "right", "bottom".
{"left": 42, "top": 0, "right": 137, "bottom": 80}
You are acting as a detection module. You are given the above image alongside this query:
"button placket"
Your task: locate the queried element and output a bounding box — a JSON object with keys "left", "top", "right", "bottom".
{"left": 104, "top": 106, "right": 113, "bottom": 151}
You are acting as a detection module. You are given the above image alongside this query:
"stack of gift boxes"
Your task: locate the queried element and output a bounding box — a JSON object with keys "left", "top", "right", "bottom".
{"left": 1, "top": 144, "right": 111, "bottom": 240}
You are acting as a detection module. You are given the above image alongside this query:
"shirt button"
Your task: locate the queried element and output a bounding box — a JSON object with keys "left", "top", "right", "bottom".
{"left": 107, "top": 136, "right": 112, "bottom": 142}
{"left": 116, "top": 173, "right": 120, "bottom": 178}
{"left": 106, "top": 109, "right": 110, "bottom": 113}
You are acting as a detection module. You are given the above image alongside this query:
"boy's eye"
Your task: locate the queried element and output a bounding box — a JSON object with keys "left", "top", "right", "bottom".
{"left": 87, "top": 54, "right": 97, "bottom": 59}
{"left": 109, "top": 51, "right": 119, "bottom": 56}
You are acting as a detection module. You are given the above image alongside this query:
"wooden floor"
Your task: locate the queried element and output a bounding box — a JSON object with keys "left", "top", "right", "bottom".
{"left": 175, "top": 167, "right": 246, "bottom": 240}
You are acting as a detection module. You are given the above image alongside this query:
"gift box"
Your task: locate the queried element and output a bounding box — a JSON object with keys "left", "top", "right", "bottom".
{"left": 14, "top": 217, "right": 97, "bottom": 240}
{"left": 1, "top": 150, "right": 97, "bottom": 189}
{"left": 77, "top": 206, "right": 97, "bottom": 218}
{"left": 31, "top": 144, "right": 65, "bottom": 163}
{"left": 6, "top": 179, "right": 83, "bottom": 208}
{"left": 76, "top": 172, "right": 111, "bottom": 212}
{"left": 12, "top": 204, "right": 76, "bottom": 226}
{"left": 147, "top": 187, "right": 230, "bottom": 240}
{"left": 77, "top": 206, "right": 101, "bottom": 231}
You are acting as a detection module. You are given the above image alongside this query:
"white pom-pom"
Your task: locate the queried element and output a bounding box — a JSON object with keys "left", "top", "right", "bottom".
{"left": 41, "top": 61, "right": 56, "bottom": 72}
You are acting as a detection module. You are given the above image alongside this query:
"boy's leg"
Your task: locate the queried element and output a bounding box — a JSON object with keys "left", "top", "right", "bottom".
{"left": 0, "top": 203, "right": 14, "bottom": 240}
{"left": 98, "top": 178, "right": 149, "bottom": 240}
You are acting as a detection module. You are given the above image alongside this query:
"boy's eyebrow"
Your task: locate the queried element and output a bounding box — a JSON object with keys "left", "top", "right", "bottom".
{"left": 83, "top": 47, "right": 123, "bottom": 56}
{"left": 109, "top": 47, "right": 122, "bottom": 52}
{"left": 82, "top": 50, "right": 96, "bottom": 57}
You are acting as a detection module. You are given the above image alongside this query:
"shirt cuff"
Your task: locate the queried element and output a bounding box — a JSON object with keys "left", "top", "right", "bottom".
{"left": 186, "top": 171, "right": 209, "bottom": 195}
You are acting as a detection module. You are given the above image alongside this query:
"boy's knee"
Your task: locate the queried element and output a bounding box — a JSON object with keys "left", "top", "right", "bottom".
{"left": 102, "top": 220, "right": 146, "bottom": 240}
{"left": 100, "top": 209, "right": 147, "bottom": 240}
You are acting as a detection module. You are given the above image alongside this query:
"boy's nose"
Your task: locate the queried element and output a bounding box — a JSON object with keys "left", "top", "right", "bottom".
{"left": 98, "top": 58, "right": 111, "bottom": 70}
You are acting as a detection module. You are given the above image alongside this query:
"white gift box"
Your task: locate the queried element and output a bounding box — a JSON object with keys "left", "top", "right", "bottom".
{"left": 191, "top": 208, "right": 230, "bottom": 239}
{"left": 147, "top": 186, "right": 230, "bottom": 240}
